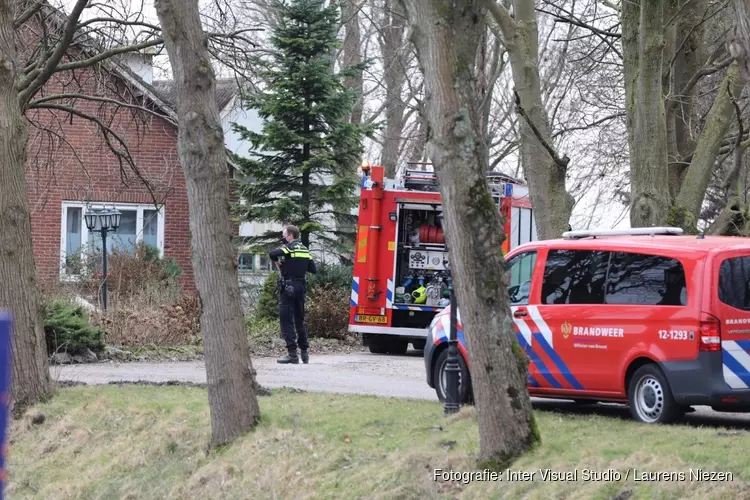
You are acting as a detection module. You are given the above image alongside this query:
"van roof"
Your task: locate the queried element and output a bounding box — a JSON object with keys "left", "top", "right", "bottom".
{"left": 515, "top": 235, "right": 750, "bottom": 257}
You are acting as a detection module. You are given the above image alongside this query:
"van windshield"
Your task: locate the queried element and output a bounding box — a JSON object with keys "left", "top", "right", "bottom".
{"left": 719, "top": 256, "right": 750, "bottom": 311}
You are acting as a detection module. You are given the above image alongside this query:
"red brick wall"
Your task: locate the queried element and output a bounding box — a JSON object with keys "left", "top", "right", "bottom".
{"left": 24, "top": 69, "right": 196, "bottom": 291}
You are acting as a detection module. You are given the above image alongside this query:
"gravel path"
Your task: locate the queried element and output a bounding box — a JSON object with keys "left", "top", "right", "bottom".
{"left": 52, "top": 351, "right": 436, "bottom": 400}
{"left": 51, "top": 351, "right": 750, "bottom": 428}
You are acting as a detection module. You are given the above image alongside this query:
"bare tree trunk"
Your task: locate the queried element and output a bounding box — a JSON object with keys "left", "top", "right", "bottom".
{"left": 731, "top": 0, "right": 750, "bottom": 93}
{"left": 708, "top": 140, "right": 750, "bottom": 235}
{"left": 154, "top": 0, "right": 261, "bottom": 448}
{"left": 673, "top": 63, "right": 745, "bottom": 231}
{"left": 480, "top": 34, "right": 504, "bottom": 162}
{"left": 378, "top": 0, "right": 407, "bottom": 177}
{"left": 406, "top": 109, "right": 427, "bottom": 163}
{"left": 488, "top": 0, "right": 574, "bottom": 239}
{"left": 666, "top": 0, "right": 706, "bottom": 197}
{"left": 627, "top": 0, "right": 671, "bottom": 227}
{"left": 621, "top": 0, "right": 641, "bottom": 200}
{"left": 341, "top": 0, "right": 364, "bottom": 125}
{"left": 0, "top": 0, "right": 50, "bottom": 412}
{"left": 400, "top": 0, "right": 539, "bottom": 468}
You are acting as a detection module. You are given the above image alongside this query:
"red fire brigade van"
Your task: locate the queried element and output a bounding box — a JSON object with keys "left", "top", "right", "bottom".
{"left": 424, "top": 227, "right": 750, "bottom": 424}
{"left": 348, "top": 163, "right": 537, "bottom": 354}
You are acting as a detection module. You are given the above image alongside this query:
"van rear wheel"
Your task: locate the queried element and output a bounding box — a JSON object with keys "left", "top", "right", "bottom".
{"left": 627, "top": 364, "right": 683, "bottom": 424}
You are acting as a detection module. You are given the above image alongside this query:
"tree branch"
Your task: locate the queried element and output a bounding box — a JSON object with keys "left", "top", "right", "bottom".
{"left": 75, "top": 17, "right": 162, "bottom": 32}
{"left": 485, "top": 0, "right": 516, "bottom": 38}
{"left": 665, "top": 56, "right": 734, "bottom": 117}
{"left": 536, "top": 7, "right": 621, "bottom": 38}
{"left": 722, "top": 85, "right": 748, "bottom": 192}
{"left": 552, "top": 112, "right": 626, "bottom": 138}
{"left": 29, "top": 102, "right": 160, "bottom": 206}
{"left": 17, "top": 0, "right": 89, "bottom": 106}
{"left": 513, "top": 90, "right": 569, "bottom": 172}
{"left": 52, "top": 38, "right": 164, "bottom": 74}
{"left": 14, "top": 0, "right": 44, "bottom": 29}
{"left": 28, "top": 92, "right": 176, "bottom": 125}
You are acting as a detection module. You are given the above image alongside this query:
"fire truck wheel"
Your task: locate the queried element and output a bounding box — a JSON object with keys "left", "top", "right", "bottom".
{"left": 367, "top": 340, "right": 389, "bottom": 354}
{"left": 434, "top": 349, "right": 473, "bottom": 405}
{"left": 627, "top": 364, "right": 683, "bottom": 424}
{"left": 367, "top": 337, "right": 408, "bottom": 355}
{"left": 388, "top": 338, "right": 409, "bottom": 355}
{"left": 412, "top": 339, "right": 426, "bottom": 351}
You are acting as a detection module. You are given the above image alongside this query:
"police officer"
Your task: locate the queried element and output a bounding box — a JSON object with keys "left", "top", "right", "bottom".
{"left": 269, "top": 225, "right": 317, "bottom": 364}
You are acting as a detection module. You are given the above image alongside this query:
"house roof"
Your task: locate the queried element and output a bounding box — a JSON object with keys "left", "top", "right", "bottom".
{"left": 27, "top": 1, "right": 238, "bottom": 126}
{"left": 151, "top": 78, "right": 238, "bottom": 113}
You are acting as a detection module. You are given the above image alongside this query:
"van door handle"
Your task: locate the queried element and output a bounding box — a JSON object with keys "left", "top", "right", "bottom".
{"left": 513, "top": 309, "right": 528, "bottom": 318}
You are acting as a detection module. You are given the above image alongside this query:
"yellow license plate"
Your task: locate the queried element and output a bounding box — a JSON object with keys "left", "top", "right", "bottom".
{"left": 355, "top": 314, "right": 387, "bottom": 324}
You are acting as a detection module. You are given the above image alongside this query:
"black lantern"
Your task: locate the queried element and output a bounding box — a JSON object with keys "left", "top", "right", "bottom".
{"left": 84, "top": 207, "right": 121, "bottom": 311}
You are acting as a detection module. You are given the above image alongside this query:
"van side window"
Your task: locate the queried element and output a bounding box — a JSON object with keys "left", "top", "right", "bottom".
{"left": 506, "top": 251, "right": 536, "bottom": 305}
{"left": 718, "top": 256, "right": 750, "bottom": 311}
{"left": 605, "top": 252, "right": 687, "bottom": 306}
{"left": 541, "top": 250, "right": 608, "bottom": 304}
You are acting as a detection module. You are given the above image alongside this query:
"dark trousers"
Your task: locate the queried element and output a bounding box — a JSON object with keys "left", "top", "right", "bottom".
{"left": 279, "top": 282, "right": 309, "bottom": 353}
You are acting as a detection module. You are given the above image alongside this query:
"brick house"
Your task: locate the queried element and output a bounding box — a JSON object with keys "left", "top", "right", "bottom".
{"left": 25, "top": 50, "right": 253, "bottom": 292}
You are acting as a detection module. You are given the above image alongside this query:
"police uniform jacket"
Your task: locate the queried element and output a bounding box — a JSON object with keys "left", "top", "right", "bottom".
{"left": 269, "top": 240, "right": 317, "bottom": 282}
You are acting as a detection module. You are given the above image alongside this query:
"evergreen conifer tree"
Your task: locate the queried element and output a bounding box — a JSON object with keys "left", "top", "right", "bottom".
{"left": 232, "top": 0, "right": 373, "bottom": 257}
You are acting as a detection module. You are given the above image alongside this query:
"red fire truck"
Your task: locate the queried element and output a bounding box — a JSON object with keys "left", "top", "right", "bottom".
{"left": 349, "top": 162, "right": 537, "bottom": 354}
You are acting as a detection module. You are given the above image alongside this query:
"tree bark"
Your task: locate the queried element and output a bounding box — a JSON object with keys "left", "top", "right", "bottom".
{"left": 488, "top": 0, "right": 574, "bottom": 240}
{"left": 400, "top": 0, "right": 539, "bottom": 468}
{"left": 666, "top": 0, "right": 706, "bottom": 198}
{"left": 154, "top": 0, "right": 261, "bottom": 448}
{"left": 731, "top": 0, "right": 750, "bottom": 94}
{"left": 378, "top": 0, "right": 407, "bottom": 178}
{"left": 628, "top": 0, "right": 671, "bottom": 227}
{"left": 621, "top": 0, "right": 641, "bottom": 198}
{"left": 480, "top": 34, "right": 503, "bottom": 160}
{"left": 406, "top": 108, "right": 427, "bottom": 164}
{"left": 0, "top": 0, "right": 50, "bottom": 411}
{"left": 673, "top": 63, "right": 745, "bottom": 231}
{"left": 341, "top": 0, "right": 364, "bottom": 125}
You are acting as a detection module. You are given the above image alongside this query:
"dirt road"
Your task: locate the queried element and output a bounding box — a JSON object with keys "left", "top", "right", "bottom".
{"left": 52, "top": 351, "right": 750, "bottom": 428}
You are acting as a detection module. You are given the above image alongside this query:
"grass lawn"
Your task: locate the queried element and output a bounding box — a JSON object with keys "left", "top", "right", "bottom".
{"left": 7, "top": 386, "right": 750, "bottom": 499}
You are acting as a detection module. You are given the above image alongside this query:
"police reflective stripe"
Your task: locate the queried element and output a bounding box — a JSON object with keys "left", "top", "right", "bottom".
{"left": 289, "top": 251, "right": 312, "bottom": 259}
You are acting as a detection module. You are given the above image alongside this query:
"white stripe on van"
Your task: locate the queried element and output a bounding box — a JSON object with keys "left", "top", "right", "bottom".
{"left": 527, "top": 305, "right": 553, "bottom": 348}
{"left": 723, "top": 364, "right": 748, "bottom": 389}
{"left": 511, "top": 306, "right": 533, "bottom": 346}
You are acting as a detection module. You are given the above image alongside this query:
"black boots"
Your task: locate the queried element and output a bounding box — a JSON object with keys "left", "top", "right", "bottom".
{"left": 277, "top": 352, "right": 299, "bottom": 364}
{"left": 277, "top": 349, "right": 309, "bottom": 364}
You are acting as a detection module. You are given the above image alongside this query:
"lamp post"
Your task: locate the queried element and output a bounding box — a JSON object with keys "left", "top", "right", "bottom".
{"left": 84, "top": 207, "right": 121, "bottom": 311}
{"left": 444, "top": 282, "right": 461, "bottom": 414}
{"left": 437, "top": 210, "right": 460, "bottom": 414}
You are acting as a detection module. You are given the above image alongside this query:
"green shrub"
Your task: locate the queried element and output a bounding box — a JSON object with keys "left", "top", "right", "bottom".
{"left": 254, "top": 263, "right": 352, "bottom": 333}
{"left": 256, "top": 271, "right": 281, "bottom": 320}
{"left": 44, "top": 299, "right": 105, "bottom": 354}
{"left": 307, "top": 263, "right": 353, "bottom": 295}
{"left": 306, "top": 286, "right": 350, "bottom": 340}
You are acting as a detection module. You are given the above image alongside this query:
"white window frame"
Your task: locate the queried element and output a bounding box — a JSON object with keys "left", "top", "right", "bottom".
{"left": 59, "top": 201, "right": 166, "bottom": 279}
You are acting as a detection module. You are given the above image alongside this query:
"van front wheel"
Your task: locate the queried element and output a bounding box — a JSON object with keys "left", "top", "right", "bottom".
{"left": 627, "top": 364, "right": 682, "bottom": 424}
{"left": 434, "top": 349, "right": 472, "bottom": 405}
